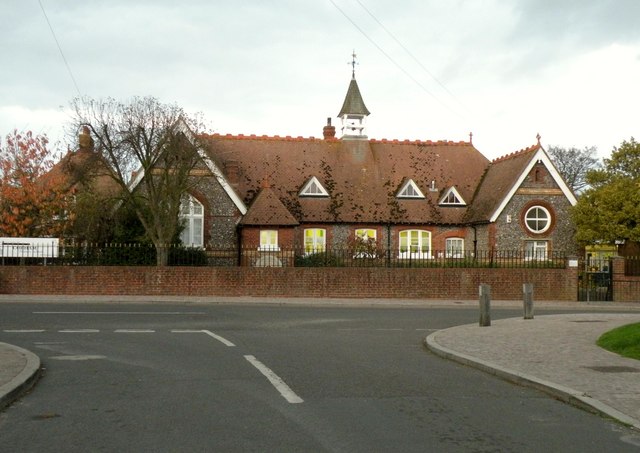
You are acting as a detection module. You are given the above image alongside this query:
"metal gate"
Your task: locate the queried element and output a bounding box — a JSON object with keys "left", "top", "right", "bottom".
{"left": 578, "top": 257, "right": 612, "bottom": 301}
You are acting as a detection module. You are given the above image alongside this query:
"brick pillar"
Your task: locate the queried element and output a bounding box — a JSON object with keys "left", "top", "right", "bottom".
{"left": 611, "top": 256, "right": 625, "bottom": 302}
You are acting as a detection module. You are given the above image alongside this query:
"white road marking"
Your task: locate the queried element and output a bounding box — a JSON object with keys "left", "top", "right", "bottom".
{"left": 244, "top": 355, "right": 303, "bottom": 404}
{"left": 58, "top": 329, "right": 100, "bottom": 333}
{"left": 171, "top": 329, "right": 236, "bottom": 347}
{"left": 114, "top": 329, "right": 155, "bottom": 333}
{"left": 201, "top": 330, "right": 236, "bottom": 347}
{"left": 50, "top": 355, "right": 106, "bottom": 361}
{"left": 376, "top": 328, "right": 403, "bottom": 331}
{"left": 3, "top": 329, "right": 45, "bottom": 333}
{"left": 34, "top": 311, "right": 205, "bottom": 315}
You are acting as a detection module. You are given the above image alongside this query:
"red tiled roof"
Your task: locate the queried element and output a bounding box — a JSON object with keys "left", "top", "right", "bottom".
{"left": 203, "top": 134, "right": 491, "bottom": 225}
{"left": 45, "top": 147, "right": 120, "bottom": 197}
{"left": 465, "top": 144, "right": 541, "bottom": 222}
{"left": 240, "top": 186, "right": 299, "bottom": 226}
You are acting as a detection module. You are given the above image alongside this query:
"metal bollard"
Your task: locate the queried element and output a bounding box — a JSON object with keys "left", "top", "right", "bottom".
{"left": 523, "top": 283, "right": 534, "bottom": 319}
{"left": 479, "top": 283, "right": 491, "bottom": 327}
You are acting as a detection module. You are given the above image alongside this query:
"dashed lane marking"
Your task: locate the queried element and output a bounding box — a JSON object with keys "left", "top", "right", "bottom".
{"left": 3, "top": 329, "right": 46, "bottom": 333}
{"left": 114, "top": 329, "right": 156, "bottom": 333}
{"left": 58, "top": 329, "right": 100, "bottom": 333}
{"left": 50, "top": 355, "right": 106, "bottom": 361}
{"left": 33, "top": 311, "right": 206, "bottom": 315}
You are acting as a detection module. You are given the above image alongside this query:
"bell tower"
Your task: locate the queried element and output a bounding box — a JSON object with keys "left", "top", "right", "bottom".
{"left": 338, "top": 51, "right": 370, "bottom": 140}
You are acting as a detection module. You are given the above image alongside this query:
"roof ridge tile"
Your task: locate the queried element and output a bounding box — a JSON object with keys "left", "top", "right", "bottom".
{"left": 492, "top": 143, "right": 540, "bottom": 163}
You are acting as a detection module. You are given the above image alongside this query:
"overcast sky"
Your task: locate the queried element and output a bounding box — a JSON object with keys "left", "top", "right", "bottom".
{"left": 2, "top": 0, "right": 639, "bottom": 160}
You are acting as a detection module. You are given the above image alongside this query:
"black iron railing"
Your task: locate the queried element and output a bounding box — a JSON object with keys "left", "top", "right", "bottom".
{"left": 0, "top": 243, "right": 569, "bottom": 268}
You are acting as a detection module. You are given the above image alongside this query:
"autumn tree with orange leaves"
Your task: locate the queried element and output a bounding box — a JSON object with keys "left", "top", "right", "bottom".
{"left": 0, "top": 130, "right": 71, "bottom": 237}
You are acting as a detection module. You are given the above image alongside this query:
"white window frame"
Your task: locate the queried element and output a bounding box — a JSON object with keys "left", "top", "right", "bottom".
{"left": 445, "top": 238, "right": 465, "bottom": 258}
{"left": 439, "top": 187, "right": 466, "bottom": 206}
{"left": 524, "top": 206, "right": 551, "bottom": 234}
{"left": 525, "top": 240, "right": 548, "bottom": 260}
{"left": 397, "top": 179, "right": 425, "bottom": 199}
{"left": 304, "top": 228, "right": 326, "bottom": 255}
{"left": 259, "top": 230, "right": 279, "bottom": 251}
{"left": 354, "top": 228, "right": 377, "bottom": 258}
{"left": 399, "top": 230, "right": 431, "bottom": 259}
{"left": 299, "top": 176, "right": 329, "bottom": 197}
{"left": 179, "top": 194, "right": 204, "bottom": 247}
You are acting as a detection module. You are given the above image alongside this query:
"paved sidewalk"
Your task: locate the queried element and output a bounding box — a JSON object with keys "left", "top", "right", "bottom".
{"left": 427, "top": 313, "right": 640, "bottom": 430}
{"left": 0, "top": 342, "right": 40, "bottom": 410}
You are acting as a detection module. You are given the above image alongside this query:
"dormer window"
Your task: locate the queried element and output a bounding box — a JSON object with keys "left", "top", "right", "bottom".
{"left": 439, "top": 187, "right": 466, "bottom": 206}
{"left": 299, "top": 176, "right": 329, "bottom": 197}
{"left": 397, "top": 179, "right": 425, "bottom": 199}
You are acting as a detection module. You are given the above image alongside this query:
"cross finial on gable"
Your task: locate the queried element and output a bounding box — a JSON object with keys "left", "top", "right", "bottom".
{"left": 469, "top": 132, "right": 473, "bottom": 144}
{"left": 536, "top": 133, "right": 541, "bottom": 145}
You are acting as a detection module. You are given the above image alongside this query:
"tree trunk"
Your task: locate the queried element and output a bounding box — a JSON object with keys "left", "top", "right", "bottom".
{"left": 156, "top": 244, "right": 169, "bottom": 266}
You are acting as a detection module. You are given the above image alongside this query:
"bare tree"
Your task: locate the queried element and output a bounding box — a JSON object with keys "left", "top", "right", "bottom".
{"left": 546, "top": 145, "right": 600, "bottom": 194}
{"left": 69, "top": 96, "right": 205, "bottom": 265}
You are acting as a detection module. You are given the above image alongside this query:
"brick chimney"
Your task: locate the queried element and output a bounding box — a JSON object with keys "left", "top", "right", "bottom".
{"left": 323, "top": 117, "right": 336, "bottom": 140}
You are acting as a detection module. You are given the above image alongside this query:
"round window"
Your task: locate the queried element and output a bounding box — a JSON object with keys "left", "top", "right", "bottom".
{"left": 524, "top": 206, "right": 551, "bottom": 233}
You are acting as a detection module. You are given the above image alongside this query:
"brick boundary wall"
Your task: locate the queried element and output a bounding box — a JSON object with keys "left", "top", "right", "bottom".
{"left": 612, "top": 257, "right": 640, "bottom": 302}
{"left": 0, "top": 265, "right": 578, "bottom": 301}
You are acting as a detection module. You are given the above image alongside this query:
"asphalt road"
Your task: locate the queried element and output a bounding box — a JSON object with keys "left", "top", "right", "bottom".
{"left": 0, "top": 302, "right": 638, "bottom": 452}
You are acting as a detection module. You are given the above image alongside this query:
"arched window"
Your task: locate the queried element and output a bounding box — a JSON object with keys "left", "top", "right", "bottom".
{"left": 524, "top": 206, "right": 551, "bottom": 234}
{"left": 180, "top": 194, "right": 204, "bottom": 247}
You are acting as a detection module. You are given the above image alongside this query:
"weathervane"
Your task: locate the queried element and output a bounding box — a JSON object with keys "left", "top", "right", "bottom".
{"left": 349, "top": 50, "right": 358, "bottom": 77}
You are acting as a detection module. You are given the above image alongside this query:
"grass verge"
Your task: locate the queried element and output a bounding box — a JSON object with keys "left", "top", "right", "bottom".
{"left": 596, "top": 322, "right": 640, "bottom": 360}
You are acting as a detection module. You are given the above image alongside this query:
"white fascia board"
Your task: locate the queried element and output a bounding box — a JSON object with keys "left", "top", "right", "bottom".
{"left": 489, "top": 147, "right": 578, "bottom": 222}
{"left": 199, "top": 150, "right": 247, "bottom": 215}
{"left": 127, "top": 166, "right": 145, "bottom": 192}
{"left": 126, "top": 121, "right": 247, "bottom": 215}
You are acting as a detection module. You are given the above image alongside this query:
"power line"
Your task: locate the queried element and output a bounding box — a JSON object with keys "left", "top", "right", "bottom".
{"left": 328, "top": 0, "right": 465, "bottom": 120}
{"left": 355, "top": 0, "right": 470, "bottom": 115}
{"left": 38, "top": 0, "right": 82, "bottom": 97}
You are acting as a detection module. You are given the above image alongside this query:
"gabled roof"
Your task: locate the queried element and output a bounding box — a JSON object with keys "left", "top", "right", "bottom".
{"left": 127, "top": 118, "right": 247, "bottom": 215}
{"left": 465, "top": 145, "right": 540, "bottom": 223}
{"left": 465, "top": 143, "right": 578, "bottom": 223}
{"left": 203, "top": 134, "right": 490, "bottom": 225}
{"left": 45, "top": 144, "right": 120, "bottom": 198}
{"left": 240, "top": 186, "right": 299, "bottom": 226}
{"left": 338, "top": 76, "right": 370, "bottom": 117}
